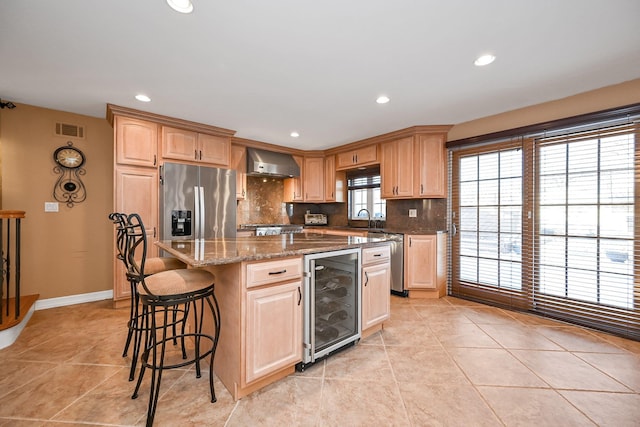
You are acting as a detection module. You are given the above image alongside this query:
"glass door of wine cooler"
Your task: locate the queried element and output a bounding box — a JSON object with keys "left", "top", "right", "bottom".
{"left": 301, "top": 248, "right": 361, "bottom": 369}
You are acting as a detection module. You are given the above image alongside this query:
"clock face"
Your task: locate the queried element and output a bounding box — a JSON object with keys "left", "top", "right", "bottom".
{"left": 54, "top": 146, "right": 85, "bottom": 169}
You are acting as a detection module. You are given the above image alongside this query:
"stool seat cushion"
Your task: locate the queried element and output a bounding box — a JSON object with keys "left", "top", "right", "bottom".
{"left": 140, "top": 269, "right": 215, "bottom": 297}
{"left": 145, "top": 257, "right": 186, "bottom": 275}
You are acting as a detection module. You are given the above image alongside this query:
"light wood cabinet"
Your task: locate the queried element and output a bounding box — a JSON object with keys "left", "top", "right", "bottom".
{"left": 231, "top": 144, "right": 247, "bottom": 200}
{"left": 404, "top": 234, "right": 447, "bottom": 298}
{"left": 324, "top": 155, "right": 345, "bottom": 202}
{"left": 303, "top": 157, "right": 325, "bottom": 202}
{"left": 245, "top": 280, "right": 302, "bottom": 384}
{"left": 322, "top": 229, "right": 368, "bottom": 237}
{"left": 283, "top": 155, "right": 304, "bottom": 202}
{"left": 161, "top": 126, "right": 230, "bottom": 167}
{"left": 113, "top": 165, "right": 159, "bottom": 302}
{"left": 381, "top": 136, "right": 414, "bottom": 199}
{"left": 335, "top": 144, "right": 379, "bottom": 170}
{"left": 115, "top": 117, "right": 158, "bottom": 167}
{"left": 361, "top": 245, "right": 391, "bottom": 334}
{"left": 414, "top": 133, "right": 447, "bottom": 198}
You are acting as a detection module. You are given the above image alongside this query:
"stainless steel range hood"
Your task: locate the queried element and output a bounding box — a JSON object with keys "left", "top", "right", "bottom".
{"left": 246, "top": 148, "right": 300, "bottom": 178}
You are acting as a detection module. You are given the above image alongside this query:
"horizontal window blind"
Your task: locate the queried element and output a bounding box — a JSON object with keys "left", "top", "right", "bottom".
{"left": 532, "top": 124, "right": 639, "bottom": 339}
{"left": 450, "top": 117, "right": 639, "bottom": 341}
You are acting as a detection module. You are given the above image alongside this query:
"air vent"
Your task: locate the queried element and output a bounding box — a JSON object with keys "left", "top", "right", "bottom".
{"left": 55, "top": 122, "right": 85, "bottom": 139}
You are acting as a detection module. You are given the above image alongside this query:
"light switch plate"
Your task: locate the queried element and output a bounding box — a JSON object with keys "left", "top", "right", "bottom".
{"left": 45, "top": 202, "right": 59, "bottom": 212}
{"left": 409, "top": 209, "right": 417, "bottom": 217}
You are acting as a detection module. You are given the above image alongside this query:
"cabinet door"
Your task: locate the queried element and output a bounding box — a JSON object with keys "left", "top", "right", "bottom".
{"left": 336, "top": 150, "right": 356, "bottom": 170}
{"left": 414, "top": 134, "right": 447, "bottom": 198}
{"left": 198, "top": 133, "right": 230, "bottom": 166}
{"left": 283, "top": 155, "right": 304, "bottom": 202}
{"left": 231, "top": 145, "right": 247, "bottom": 200}
{"left": 245, "top": 280, "right": 302, "bottom": 384}
{"left": 304, "top": 157, "right": 324, "bottom": 201}
{"left": 114, "top": 166, "right": 159, "bottom": 300}
{"left": 161, "top": 126, "right": 198, "bottom": 162}
{"left": 381, "top": 137, "right": 413, "bottom": 199}
{"left": 405, "top": 235, "right": 437, "bottom": 289}
{"left": 354, "top": 144, "right": 378, "bottom": 166}
{"left": 362, "top": 262, "right": 391, "bottom": 329}
{"left": 115, "top": 117, "right": 158, "bottom": 167}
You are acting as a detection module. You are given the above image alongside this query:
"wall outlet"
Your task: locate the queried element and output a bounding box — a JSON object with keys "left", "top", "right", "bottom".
{"left": 408, "top": 209, "right": 417, "bottom": 218}
{"left": 45, "top": 202, "right": 59, "bottom": 212}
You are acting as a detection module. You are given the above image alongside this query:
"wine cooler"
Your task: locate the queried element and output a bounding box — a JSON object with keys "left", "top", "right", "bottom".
{"left": 298, "top": 247, "right": 361, "bottom": 370}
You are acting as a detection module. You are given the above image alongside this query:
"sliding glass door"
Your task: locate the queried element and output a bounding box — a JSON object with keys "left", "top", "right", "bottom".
{"left": 450, "top": 124, "right": 639, "bottom": 339}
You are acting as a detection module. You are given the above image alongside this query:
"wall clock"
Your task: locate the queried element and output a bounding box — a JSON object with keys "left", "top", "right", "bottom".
{"left": 53, "top": 141, "right": 87, "bottom": 207}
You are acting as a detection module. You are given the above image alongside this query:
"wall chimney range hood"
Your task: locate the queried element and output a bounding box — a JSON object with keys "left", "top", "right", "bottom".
{"left": 246, "top": 148, "right": 300, "bottom": 178}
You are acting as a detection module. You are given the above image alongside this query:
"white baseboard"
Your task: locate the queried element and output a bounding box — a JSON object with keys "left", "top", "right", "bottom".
{"left": 35, "top": 290, "right": 113, "bottom": 310}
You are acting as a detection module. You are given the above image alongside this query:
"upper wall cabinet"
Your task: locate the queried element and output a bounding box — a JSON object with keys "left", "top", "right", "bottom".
{"left": 335, "top": 144, "right": 378, "bottom": 170}
{"left": 413, "top": 133, "right": 447, "bottom": 198}
{"left": 381, "top": 136, "right": 414, "bottom": 199}
{"left": 115, "top": 117, "right": 159, "bottom": 167}
{"left": 324, "top": 154, "right": 345, "bottom": 203}
{"left": 303, "top": 156, "right": 325, "bottom": 202}
{"left": 161, "top": 126, "right": 230, "bottom": 167}
{"left": 231, "top": 144, "right": 247, "bottom": 200}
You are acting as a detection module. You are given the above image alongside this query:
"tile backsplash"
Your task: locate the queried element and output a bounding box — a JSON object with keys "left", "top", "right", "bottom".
{"left": 236, "top": 176, "right": 290, "bottom": 225}
{"left": 238, "top": 176, "right": 447, "bottom": 231}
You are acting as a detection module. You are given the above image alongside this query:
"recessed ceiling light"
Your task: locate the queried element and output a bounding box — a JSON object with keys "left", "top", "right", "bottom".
{"left": 474, "top": 54, "right": 496, "bottom": 66}
{"left": 290, "top": 131, "right": 300, "bottom": 138}
{"left": 135, "top": 94, "right": 151, "bottom": 102}
{"left": 167, "top": 0, "right": 193, "bottom": 13}
{"left": 376, "top": 96, "right": 390, "bottom": 104}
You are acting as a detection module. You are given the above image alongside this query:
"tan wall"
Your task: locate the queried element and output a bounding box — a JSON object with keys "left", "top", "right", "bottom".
{"left": 0, "top": 103, "right": 113, "bottom": 299}
{"left": 447, "top": 78, "right": 640, "bottom": 141}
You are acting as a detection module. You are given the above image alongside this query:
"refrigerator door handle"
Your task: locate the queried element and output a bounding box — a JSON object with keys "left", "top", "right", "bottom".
{"left": 194, "top": 185, "right": 201, "bottom": 239}
{"left": 198, "top": 186, "right": 206, "bottom": 239}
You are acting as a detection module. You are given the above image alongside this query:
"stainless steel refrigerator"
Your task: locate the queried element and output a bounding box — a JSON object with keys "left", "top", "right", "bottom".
{"left": 160, "top": 162, "right": 236, "bottom": 240}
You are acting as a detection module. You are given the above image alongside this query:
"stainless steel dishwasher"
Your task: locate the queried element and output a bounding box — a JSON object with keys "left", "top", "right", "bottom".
{"left": 367, "top": 232, "right": 406, "bottom": 296}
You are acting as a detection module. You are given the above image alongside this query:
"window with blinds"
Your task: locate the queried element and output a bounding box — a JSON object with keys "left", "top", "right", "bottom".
{"left": 450, "top": 119, "right": 639, "bottom": 340}
{"left": 533, "top": 125, "right": 638, "bottom": 337}
{"left": 347, "top": 168, "right": 385, "bottom": 220}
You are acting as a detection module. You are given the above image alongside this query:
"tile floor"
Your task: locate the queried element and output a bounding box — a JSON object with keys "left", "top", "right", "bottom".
{"left": 1, "top": 295, "right": 640, "bottom": 426}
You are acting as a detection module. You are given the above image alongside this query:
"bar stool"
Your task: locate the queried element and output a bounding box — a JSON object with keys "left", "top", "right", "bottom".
{"left": 109, "top": 212, "right": 187, "bottom": 381}
{"left": 125, "top": 213, "right": 220, "bottom": 426}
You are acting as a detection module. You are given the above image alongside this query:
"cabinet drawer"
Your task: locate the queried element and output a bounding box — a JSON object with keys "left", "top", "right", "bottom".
{"left": 246, "top": 257, "right": 303, "bottom": 288}
{"left": 362, "top": 245, "right": 391, "bottom": 265}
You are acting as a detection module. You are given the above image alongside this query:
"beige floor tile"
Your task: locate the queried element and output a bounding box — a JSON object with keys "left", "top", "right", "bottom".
{"left": 448, "top": 347, "right": 548, "bottom": 388}
{"left": 478, "top": 386, "right": 596, "bottom": 426}
{"left": 591, "top": 331, "right": 640, "bottom": 355}
{"left": 429, "top": 322, "right": 501, "bottom": 348}
{"left": 227, "top": 376, "right": 323, "bottom": 426}
{"left": 511, "top": 349, "right": 632, "bottom": 392}
{"left": 386, "top": 345, "right": 469, "bottom": 385}
{"left": 460, "top": 306, "right": 520, "bottom": 325}
{"left": 399, "top": 382, "right": 501, "bottom": 426}
{"left": 324, "top": 344, "right": 394, "bottom": 383}
{"left": 533, "top": 326, "right": 627, "bottom": 353}
{"left": 574, "top": 351, "right": 640, "bottom": 392}
{"left": 386, "top": 304, "right": 421, "bottom": 321}
{"left": 478, "top": 323, "right": 564, "bottom": 350}
{"left": 559, "top": 390, "right": 640, "bottom": 427}
{"left": 0, "top": 420, "right": 47, "bottom": 427}
{"left": 359, "top": 330, "right": 384, "bottom": 346}
{"left": 318, "top": 379, "right": 409, "bottom": 426}
{"left": 0, "top": 360, "right": 56, "bottom": 399}
{"left": 0, "top": 363, "right": 122, "bottom": 419}
{"left": 380, "top": 319, "right": 440, "bottom": 347}
{"left": 412, "top": 305, "right": 474, "bottom": 325}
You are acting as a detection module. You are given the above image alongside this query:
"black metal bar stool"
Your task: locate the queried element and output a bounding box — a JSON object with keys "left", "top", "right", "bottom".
{"left": 125, "top": 213, "right": 220, "bottom": 426}
{"left": 109, "top": 212, "right": 187, "bottom": 381}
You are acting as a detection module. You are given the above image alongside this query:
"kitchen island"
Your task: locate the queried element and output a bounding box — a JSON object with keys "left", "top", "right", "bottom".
{"left": 156, "top": 233, "right": 391, "bottom": 400}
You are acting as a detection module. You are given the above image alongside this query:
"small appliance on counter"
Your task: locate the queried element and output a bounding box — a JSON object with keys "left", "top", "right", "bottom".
{"left": 304, "top": 213, "right": 328, "bottom": 226}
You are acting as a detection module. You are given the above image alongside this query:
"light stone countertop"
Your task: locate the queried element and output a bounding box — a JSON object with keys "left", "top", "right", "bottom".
{"left": 156, "top": 232, "right": 390, "bottom": 267}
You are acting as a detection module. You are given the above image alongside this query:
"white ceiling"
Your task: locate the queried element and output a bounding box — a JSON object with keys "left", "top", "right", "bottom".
{"left": 1, "top": 1, "right": 639, "bottom": 150}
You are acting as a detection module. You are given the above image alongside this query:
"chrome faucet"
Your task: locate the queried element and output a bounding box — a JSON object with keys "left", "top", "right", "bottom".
{"left": 357, "top": 208, "right": 372, "bottom": 229}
